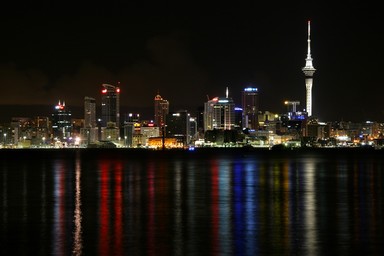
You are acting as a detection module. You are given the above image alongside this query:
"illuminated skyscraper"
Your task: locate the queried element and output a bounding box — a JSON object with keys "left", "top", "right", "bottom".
{"left": 81, "top": 96, "right": 98, "bottom": 144}
{"left": 302, "top": 20, "right": 316, "bottom": 117}
{"left": 51, "top": 100, "right": 72, "bottom": 141}
{"left": 154, "top": 93, "right": 169, "bottom": 130}
{"left": 241, "top": 87, "right": 259, "bottom": 130}
{"left": 101, "top": 83, "right": 120, "bottom": 127}
{"left": 204, "top": 88, "right": 235, "bottom": 131}
{"left": 166, "top": 110, "right": 190, "bottom": 145}
{"left": 84, "top": 96, "right": 96, "bottom": 128}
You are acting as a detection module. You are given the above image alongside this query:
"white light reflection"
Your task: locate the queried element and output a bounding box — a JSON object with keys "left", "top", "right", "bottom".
{"left": 52, "top": 160, "right": 65, "bottom": 256}
{"left": 218, "top": 159, "right": 233, "bottom": 255}
{"left": 303, "top": 158, "right": 318, "bottom": 255}
{"left": 173, "top": 160, "right": 183, "bottom": 256}
{"left": 72, "top": 156, "right": 82, "bottom": 256}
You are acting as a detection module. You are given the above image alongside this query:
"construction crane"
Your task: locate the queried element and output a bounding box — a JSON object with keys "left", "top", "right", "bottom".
{"left": 284, "top": 101, "right": 300, "bottom": 113}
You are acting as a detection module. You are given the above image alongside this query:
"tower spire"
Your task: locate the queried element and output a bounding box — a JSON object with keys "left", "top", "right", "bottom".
{"left": 302, "top": 20, "right": 316, "bottom": 117}
{"left": 305, "top": 20, "right": 314, "bottom": 68}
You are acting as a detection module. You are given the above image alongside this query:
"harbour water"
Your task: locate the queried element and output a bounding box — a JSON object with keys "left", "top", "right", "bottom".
{"left": 1, "top": 148, "right": 384, "bottom": 256}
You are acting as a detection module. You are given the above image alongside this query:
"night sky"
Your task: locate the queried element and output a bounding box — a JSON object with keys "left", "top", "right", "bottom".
{"left": 0, "top": 3, "right": 383, "bottom": 122}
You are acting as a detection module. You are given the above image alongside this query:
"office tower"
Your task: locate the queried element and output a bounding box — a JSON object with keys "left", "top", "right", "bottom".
{"left": 154, "top": 93, "right": 169, "bottom": 131}
{"left": 84, "top": 96, "right": 96, "bottom": 128}
{"left": 80, "top": 97, "right": 98, "bottom": 145}
{"left": 234, "top": 107, "right": 243, "bottom": 130}
{"left": 123, "top": 113, "right": 141, "bottom": 147}
{"left": 101, "top": 83, "right": 120, "bottom": 127}
{"left": 204, "top": 88, "right": 235, "bottom": 131}
{"left": 241, "top": 87, "right": 259, "bottom": 130}
{"left": 166, "top": 110, "right": 190, "bottom": 145}
{"left": 51, "top": 100, "right": 72, "bottom": 141}
{"left": 302, "top": 20, "right": 316, "bottom": 117}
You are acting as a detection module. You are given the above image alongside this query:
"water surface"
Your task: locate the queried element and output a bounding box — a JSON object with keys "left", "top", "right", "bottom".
{"left": 1, "top": 148, "right": 383, "bottom": 255}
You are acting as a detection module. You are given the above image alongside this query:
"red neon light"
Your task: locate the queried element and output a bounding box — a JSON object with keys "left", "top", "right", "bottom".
{"left": 102, "top": 89, "right": 107, "bottom": 94}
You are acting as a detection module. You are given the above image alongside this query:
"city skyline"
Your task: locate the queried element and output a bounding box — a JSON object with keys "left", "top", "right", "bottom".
{"left": 0, "top": 5, "right": 383, "bottom": 122}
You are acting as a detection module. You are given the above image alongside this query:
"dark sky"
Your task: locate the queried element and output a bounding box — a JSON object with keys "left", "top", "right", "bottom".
{"left": 0, "top": 3, "right": 383, "bottom": 122}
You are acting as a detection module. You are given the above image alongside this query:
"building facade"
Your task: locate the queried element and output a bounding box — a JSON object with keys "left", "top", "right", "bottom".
{"left": 241, "top": 87, "right": 259, "bottom": 130}
{"left": 81, "top": 96, "right": 98, "bottom": 145}
{"left": 84, "top": 96, "right": 96, "bottom": 128}
{"left": 101, "top": 83, "right": 120, "bottom": 128}
{"left": 51, "top": 101, "right": 72, "bottom": 142}
{"left": 166, "top": 110, "right": 191, "bottom": 145}
{"left": 154, "top": 93, "right": 169, "bottom": 134}
{"left": 204, "top": 96, "right": 235, "bottom": 131}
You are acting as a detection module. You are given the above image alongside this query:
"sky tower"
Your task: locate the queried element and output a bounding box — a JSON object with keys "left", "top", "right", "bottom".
{"left": 302, "top": 20, "right": 316, "bottom": 117}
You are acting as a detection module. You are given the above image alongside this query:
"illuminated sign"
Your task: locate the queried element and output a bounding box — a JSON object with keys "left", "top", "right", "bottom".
{"left": 244, "top": 87, "right": 257, "bottom": 92}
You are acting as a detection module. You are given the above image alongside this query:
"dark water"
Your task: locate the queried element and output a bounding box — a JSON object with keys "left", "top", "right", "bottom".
{"left": 1, "top": 148, "right": 384, "bottom": 256}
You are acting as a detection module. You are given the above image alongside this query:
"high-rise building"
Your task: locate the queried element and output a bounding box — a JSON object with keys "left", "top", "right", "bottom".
{"left": 51, "top": 100, "right": 72, "bottom": 141}
{"left": 154, "top": 93, "right": 169, "bottom": 133}
{"left": 204, "top": 88, "right": 235, "bottom": 131}
{"left": 302, "top": 20, "right": 316, "bottom": 117}
{"left": 123, "top": 113, "right": 141, "bottom": 147}
{"left": 241, "top": 87, "right": 259, "bottom": 130}
{"left": 166, "top": 110, "right": 190, "bottom": 145}
{"left": 80, "top": 97, "right": 98, "bottom": 145}
{"left": 101, "top": 83, "right": 120, "bottom": 128}
{"left": 84, "top": 96, "right": 96, "bottom": 128}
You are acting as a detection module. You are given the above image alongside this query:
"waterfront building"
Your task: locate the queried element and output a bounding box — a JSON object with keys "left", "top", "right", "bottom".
{"left": 204, "top": 88, "right": 235, "bottom": 131}
{"left": 81, "top": 96, "right": 98, "bottom": 145}
{"left": 101, "top": 83, "right": 120, "bottom": 128}
{"left": 141, "top": 124, "right": 160, "bottom": 146}
{"left": 302, "top": 20, "right": 316, "bottom": 117}
{"left": 84, "top": 96, "right": 96, "bottom": 128}
{"left": 305, "top": 118, "right": 329, "bottom": 140}
{"left": 123, "top": 123, "right": 135, "bottom": 147}
{"left": 241, "top": 87, "right": 259, "bottom": 130}
{"left": 100, "top": 121, "right": 119, "bottom": 142}
{"left": 189, "top": 116, "right": 198, "bottom": 142}
{"left": 122, "top": 113, "right": 141, "bottom": 147}
{"left": 51, "top": 101, "right": 72, "bottom": 142}
{"left": 234, "top": 107, "right": 243, "bottom": 130}
{"left": 33, "top": 116, "right": 50, "bottom": 146}
{"left": 166, "top": 110, "right": 191, "bottom": 145}
{"left": 154, "top": 93, "right": 169, "bottom": 135}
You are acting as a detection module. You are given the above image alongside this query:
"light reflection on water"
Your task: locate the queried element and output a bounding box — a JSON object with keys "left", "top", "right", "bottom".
{"left": 1, "top": 149, "right": 384, "bottom": 256}
{"left": 72, "top": 157, "right": 82, "bottom": 256}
